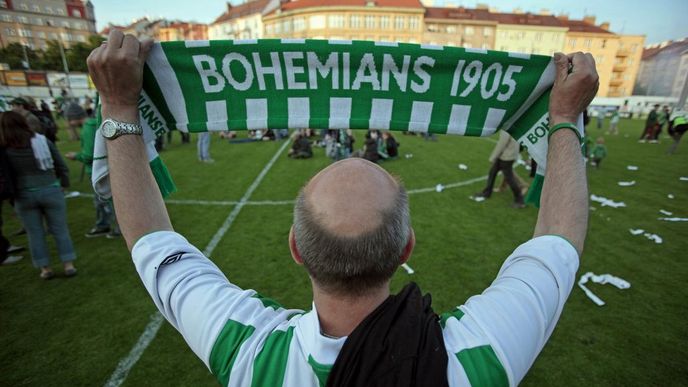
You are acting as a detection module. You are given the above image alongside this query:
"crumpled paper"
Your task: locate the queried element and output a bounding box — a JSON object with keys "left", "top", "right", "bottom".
{"left": 578, "top": 272, "right": 631, "bottom": 306}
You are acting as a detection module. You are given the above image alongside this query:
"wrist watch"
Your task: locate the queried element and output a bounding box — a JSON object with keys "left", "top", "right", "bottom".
{"left": 100, "top": 118, "right": 143, "bottom": 139}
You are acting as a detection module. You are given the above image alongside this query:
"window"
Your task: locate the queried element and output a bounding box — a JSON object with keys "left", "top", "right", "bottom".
{"left": 328, "top": 15, "right": 345, "bottom": 28}
{"left": 34, "top": 17, "right": 42, "bottom": 24}
{"left": 294, "top": 17, "right": 305, "bottom": 31}
{"left": 310, "top": 15, "right": 325, "bottom": 29}
{"left": 465, "top": 26, "right": 474, "bottom": 35}
{"left": 62, "top": 21, "right": 70, "bottom": 28}
{"left": 628, "top": 58, "right": 634, "bottom": 65}
{"left": 19, "top": 28, "right": 31, "bottom": 37}
{"left": 380, "top": 15, "right": 389, "bottom": 29}
{"left": 19, "top": 4, "right": 28, "bottom": 10}
{"left": 427, "top": 23, "right": 438, "bottom": 32}
{"left": 499, "top": 31, "right": 507, "bottom": 38}
{"left": 49, "top": 32, "right": 57, "bottom": 39}
{"left": 364, "top": 15, "right": 375, "bottom": 29}
{"left": 274, "top": 21, "right": 282, "bottom": 34}
{"left": 463, "top": 42, "right": 473, "bottom": 48}
{"left": 265, "top": 24, "right": 274, "bottom": 34}
{"left": 37, "top": 31, "right": 45, "bottom": 38}
{"left": 18, "top": 16, "right": 28, "bottom": 23}
{"left": 409, "top": 16, "right": 419, "bottom": 30}
{"left": 0, "top": 1, "right": 7, "bottom": 8}
{"left": 446, "top": 25, "right": 456, "bottom": 33}
{"left": 601, "top": 39, "right": 607, "bottom": 48}
{"left": 72, "top": 9, "right": 81, "bottom": 18}
{"left": 77, "top": 35, "right": 86, "bottom": 42}
{"left": 481, "top": 43, "right": 489, "bottom": 49}
{"left": 597, "top": 55, "right": 604, "bottom": 64}
{"left": 631, "top": 44, "right": 638, "bottom": 52}
{"left": 4, "top": 27, "right": 16, "bottom": 35}
{"left": 534, "top": 32, "right": 542, "bottom": 41}
{"left": 394, "top": 16, "right": 404, "bottom": 30}
{"left": 45, "top": 6, "right": 53, "bottom": 14}
{"left": 483, "top": 28, "right": 492, "bottom": 36}
{"left": 32, "top": 4, "right": 39, "bottom": 12}
{"left": 281, "top": 20, "right": 291, "bottom": 32}
{"left": 569, "top": 38, "right": 576, "bottom": 48}
{"left": 57, "top": 8, "right": 65, "bottom": 15}
{"left": 350, "top": 15, "right": 361, "bottom": 29}
{"left": 584, "top": 39, "right": 592, "bottom": 48}
{"left": 1, "top": 14, "right": 12, "bottom": 22}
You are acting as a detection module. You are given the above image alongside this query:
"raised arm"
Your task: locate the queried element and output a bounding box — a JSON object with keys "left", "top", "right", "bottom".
{"left": 534, "top": 52, "right": 599, "bottom": 255}
{"left": 87, "top": 30, "right": 172, "bottom": 250}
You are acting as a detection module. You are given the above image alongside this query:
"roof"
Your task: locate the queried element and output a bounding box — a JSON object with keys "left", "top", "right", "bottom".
{"left": 213, "top": 0, "right": 271, "bottom": 24}
{"left": 642, "top": 39, "right": 688, "bottom": 60}
{"left": 488, "top": 12, "right": 565, "bottom": 28}
{"left": 558, "top": 19, "right": 613, "bottom": 35}
{"left": 279, "top": 0, "right": 424, "bottom": 12}
{"left": 425, "top": 6, "right": 494, "bottom": 22}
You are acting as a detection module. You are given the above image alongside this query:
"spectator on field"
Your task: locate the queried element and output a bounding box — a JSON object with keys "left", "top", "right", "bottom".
{"left": 0, "top": 111, "right": 76, "bottom": 279}
{"left": 363, "top": 130, "right": 381, "bottom": 163}
{"left": 474, "top": 130, "right": 526, "bottom": 208}
{"left": 382, "top": 131, "right": 399, "bottom": 159}
{"left": 89, "top": 31, "right": 597, "bottom": 386}
{"left": 65, "top": 118, "right": 120, "bottom": 238}
{"left": 596, "top": 107, "right": 604, "bottom": 129}
{"left": 640, "top": 104, "right": 660, "bottom": 142}
{"left": 197, "top": 132, "right": 213, "bottom": 163}
{"left": 608, "top": 107, "right": 620, "bottom": 135}
{"left": 667, "top": 112, "right": 688, "bottom": 154}
{"left": 288, "top": 132, "right": 313, "bottom": 159}
{"left": 9, "top": 98, "right": 42, "bottom": 135}
{"left": 63, "top": 99, "right": 87, "bottom": 141}
{"left": 590, "top": 137, "right": 607, "bottom": 169}
{"left": 0, "top": 144, "right": 25, "bottom": 265}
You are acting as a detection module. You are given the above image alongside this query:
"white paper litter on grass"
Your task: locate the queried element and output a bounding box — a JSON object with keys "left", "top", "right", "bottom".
{"left": 401, "top": 263, "right": 415, "bottom": 275}
{"left": 578, "top": 272, "right": 631, "bottom": 306}
{"left": 658, "top": 217, "right": 688, "bottom": 222}
{"left": 590, "top": 194, "right": 626, "bottom": 208}
{"left": 404, "top": 153, "right": 413, "bottom": 159}
{"left": 629, "top": 229, "right": 663, "bottom": 243}
{"left": 627, "top": 165, "right": 639, "bottom": 171}
{"left": 470, "top": 196, "right": 486, "bottom": 202}
{"left": 680, "top": 177, "right": 688, "bottom": 181}
{"left": 618, "top": 181, "right": 636, "bottom": 187}
{"left": 64, "top": 191, "right": 80, "bottom": 199}
{"left": 435, "top": 184, "right": 444, "bottom": 192}
{"left": 659, "top": 209, "right": 673, "bottom": 216}
{"left": 458, "top": 164, "right": 468, "bottom": 170}
{"left": 668, "top": 194, "right": 675, "bottom": 199}
{"left": 590, "top": 206, "right": 597, "bottom": 211}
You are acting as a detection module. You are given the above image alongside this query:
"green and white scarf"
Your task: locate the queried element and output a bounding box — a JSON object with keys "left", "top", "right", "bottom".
{"left": 93, "top": 39, "right": 583, "bottom": 204}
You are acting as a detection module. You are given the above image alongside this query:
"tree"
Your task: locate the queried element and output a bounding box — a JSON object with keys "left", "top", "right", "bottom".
{"left": 0, "top": 43, "right": 41, "bottom": 70}
{"left": 40, "top": 40, "right": 66, "bottom": 71}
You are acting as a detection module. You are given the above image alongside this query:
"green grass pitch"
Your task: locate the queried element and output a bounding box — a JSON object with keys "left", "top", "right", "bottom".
{"left": 1, "top": 118, "right": 686, "bottom": 386}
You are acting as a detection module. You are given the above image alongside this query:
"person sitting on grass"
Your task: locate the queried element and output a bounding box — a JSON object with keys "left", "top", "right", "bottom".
{"left": 88, "top": 30, "right": 598, "bottom": 386}
{"left": 382, "top": 131, "right": 399, "bottom": 159}
{"left": 590, "top": 137, "right": 607, "bottom": 169}
{"left": 288, "top": 131, "right": 313, "bottom": 159}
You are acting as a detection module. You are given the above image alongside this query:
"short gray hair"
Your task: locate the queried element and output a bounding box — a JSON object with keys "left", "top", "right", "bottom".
{"left": 293, "top": 184, "right": 411, "bottom": 296}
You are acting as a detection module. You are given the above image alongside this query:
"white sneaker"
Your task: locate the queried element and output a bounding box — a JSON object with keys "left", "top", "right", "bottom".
{"left": 2, "top": 255, "right": 23, "bottom": 265}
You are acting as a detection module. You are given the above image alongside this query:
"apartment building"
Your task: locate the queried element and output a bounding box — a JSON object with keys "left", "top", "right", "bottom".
{"left": 492, "top": 12, "right": 567, "bottom": 55}
{"left": 262, "top": 0, "right": 425, "bottom": 43}
{"left": 156, "top": 22, "right": 207, "bottom": 42}
{"left": 634, "top": 38, "right": 688, "bottom": 97}
{"left": 423, "top": 6, "right": 496, "bottom": 49}
{"left": 208, "top": 0, "right": 269, "bottom": 41}
{"left": 0, "top": 0, "right": 95, "bottom": 49}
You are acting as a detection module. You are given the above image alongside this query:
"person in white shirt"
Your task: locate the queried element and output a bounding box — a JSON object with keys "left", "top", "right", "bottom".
{"left": 87, "top": 30, "right": 598, "bottom": 386}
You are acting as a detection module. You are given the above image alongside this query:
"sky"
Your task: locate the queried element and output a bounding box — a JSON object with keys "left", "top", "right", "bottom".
{"left": 90, "top": 0, "right": 688, "bottom": 46}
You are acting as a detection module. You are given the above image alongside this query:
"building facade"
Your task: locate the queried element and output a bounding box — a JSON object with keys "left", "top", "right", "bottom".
{"left": 156, "top": 22, "right": 207, "bottom": 42}
{"left": 208, "top": 0, "right": 268, "bottom": 41}
{"left": 423, "top": 6, "right": 496, "bottom": 48}
{"left": 0, "top": 0, "right": 96, "bottom": 49}
{"left": 262, "top": 0, "right": 425, "bottom": 43}
{"left": 492, "top": 12, "right": 567, "bottom": 55}
{"left": 634, "top": 39, "right": 688, "bottom": 97}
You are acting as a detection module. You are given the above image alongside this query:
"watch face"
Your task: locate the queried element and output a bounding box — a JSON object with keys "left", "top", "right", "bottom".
{"left": 102, "top": 121, "right": 117, "bottom": 138}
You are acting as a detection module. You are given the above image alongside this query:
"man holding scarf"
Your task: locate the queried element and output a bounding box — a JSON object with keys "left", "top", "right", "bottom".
{"left": 88, "top": 30, "right": 597, "bottom": 386}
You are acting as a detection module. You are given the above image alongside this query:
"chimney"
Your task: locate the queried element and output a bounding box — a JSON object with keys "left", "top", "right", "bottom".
{"left": 583, "top": 15, "right": 596, "bottom": 24}
{"left": 600, "top": 21, "right": 610, "bottom": 30}
{"left": 558, "top": 13, "right": 569, "bottom": 20}
{"left": 475, "top": 3, "right": 489, "bottom": 10}
{"left": 513, "top": 7, "right": 524, "bottom": 14}
{"left": 539, "top": 8, "right": 551, "bottom": 16}
{"left": 226, "top": 2, "right": 232, "bottom": 12}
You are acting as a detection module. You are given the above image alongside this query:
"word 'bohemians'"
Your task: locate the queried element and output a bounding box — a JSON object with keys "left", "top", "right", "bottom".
{"left": 193, "top": 51, "right": 436, "bottom": 94}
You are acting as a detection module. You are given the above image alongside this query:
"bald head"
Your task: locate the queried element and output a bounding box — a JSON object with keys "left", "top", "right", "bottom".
{"left": 292, "top": 158, "right": 411, "bottom": 296}
{"left": 304, "top": 158, "right": 399, "bottom": 237}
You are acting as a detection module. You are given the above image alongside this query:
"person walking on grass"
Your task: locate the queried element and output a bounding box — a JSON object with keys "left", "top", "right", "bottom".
{"left": 88, "top": 30, "right": 597, "bottom": 386}
{"left": 474, "top": 130, "right": 526, "bottom": 208}
{"left": 608, "top": 107, "right": 620, "bottom": 135}
{"left": 0, "top": 112, "right": 77, "bottom": 279}
{"left": 640, "top": 104, "right": 660, "bottom": 142}
{"left": 590, "top": 137, "right": 608, "bottom": 169}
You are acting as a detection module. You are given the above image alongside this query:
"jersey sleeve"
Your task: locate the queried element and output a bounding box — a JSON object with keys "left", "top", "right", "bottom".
{"left": 441, "top": 235, "right": 579, "bottom": 387}
{"left": 131, "top": 231, "right": 302, "bottom": 375}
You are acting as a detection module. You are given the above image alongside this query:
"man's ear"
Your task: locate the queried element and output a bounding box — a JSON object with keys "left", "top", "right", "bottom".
{"left": 400, "top": 227, "right": 415, "bottom": 265}
{"left": 289, "top": 225, "right": 304, "bottom": 265}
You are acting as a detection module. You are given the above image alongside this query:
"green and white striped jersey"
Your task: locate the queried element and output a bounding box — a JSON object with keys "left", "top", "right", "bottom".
{"left": 132, "top": 232, "right": 578, "bottom": 386}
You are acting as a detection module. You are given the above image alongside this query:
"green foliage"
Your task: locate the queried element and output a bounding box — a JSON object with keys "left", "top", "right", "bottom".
{"left": 0, "top": 35, "right": 105, "bottom": 71}
{"left": 0, "top": 118, "right": 686, "bottom": 386}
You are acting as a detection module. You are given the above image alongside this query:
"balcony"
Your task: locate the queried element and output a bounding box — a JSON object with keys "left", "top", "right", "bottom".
{"left": 613, "top": 64, "right": 627, "bottom": 72}
{"left": 609, "top": 78, "right": 624, "bottom": 86}
{"left": 616, "top": 48, "right": 630, "bottom": 57}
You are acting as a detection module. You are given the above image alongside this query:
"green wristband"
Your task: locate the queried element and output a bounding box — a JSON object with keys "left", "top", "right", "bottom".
{"left": 548, "top": 122, "right": 582, "bottom": 143}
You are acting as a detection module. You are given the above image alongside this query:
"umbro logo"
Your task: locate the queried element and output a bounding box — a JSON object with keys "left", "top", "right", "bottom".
{"left": 160, "top": 252, "right": 185, "bottom": 266}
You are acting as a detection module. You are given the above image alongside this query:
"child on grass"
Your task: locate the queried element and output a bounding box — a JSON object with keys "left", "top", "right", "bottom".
{"left": 591, "top": 137, "right": 607, "bottom": 169}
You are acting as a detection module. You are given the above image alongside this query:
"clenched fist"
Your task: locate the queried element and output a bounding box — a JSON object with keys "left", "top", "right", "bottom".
{"left": 549, "top": 52, "right": 599, "bottom": 126}
{"left": 87, "top": 30, "right": 154, "bottom": 110}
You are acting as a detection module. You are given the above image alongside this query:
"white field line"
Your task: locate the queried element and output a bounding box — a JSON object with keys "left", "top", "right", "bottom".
{"left": 70, "top": 175, "right": 488, "bottom": 208}
{"left": 103, "top": 140, "right": 291, "bottom": 387}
